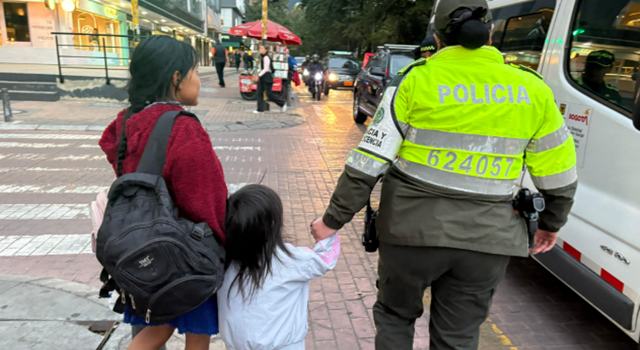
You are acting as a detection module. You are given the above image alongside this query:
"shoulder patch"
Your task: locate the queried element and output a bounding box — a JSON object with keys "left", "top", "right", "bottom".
{"left": 509, "top": 63, "right": 543, "bottom": 80}
{"left": 398, "top": 58, "right": 427, "bottom": 76}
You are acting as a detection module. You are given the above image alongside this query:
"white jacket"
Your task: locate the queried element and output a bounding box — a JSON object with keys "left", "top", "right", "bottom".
{"left": 218, "top": 235, "right": 340, "bottom": 350}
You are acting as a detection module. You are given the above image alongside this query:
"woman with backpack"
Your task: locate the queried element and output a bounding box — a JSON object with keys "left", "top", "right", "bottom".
{"left": 99, "top": 35, "right": 227, "bottom": 350}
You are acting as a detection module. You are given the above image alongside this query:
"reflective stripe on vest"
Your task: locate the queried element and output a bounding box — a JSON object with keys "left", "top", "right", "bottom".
{"left": 346, "top": 149, "right": 389, "bottom": 177}
{"left": 395, "top": 158, "right": 517, "bottom": 196}
{"left": 531, "top": 166, "right": 577, "bottom": 190}
{"left": 527, "top": 125, "right": 571, "bottom": 153}
{"left": 405, "top": 127, "right": 530, "bottom": 155}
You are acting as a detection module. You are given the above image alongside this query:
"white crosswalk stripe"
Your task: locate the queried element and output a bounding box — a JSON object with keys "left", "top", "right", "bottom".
{"left": 0, "top": 167, "right": 108, "bottom": 173}
{"left": 0, "top": 133, "right": 101, "bottom": 140}
{"left": 0, "top": 185, "right": 109, "bottom": 194}
{"left": 0, "top": 153, "right": 105, "bottom": 161}
{"left": 0, "top": 234, "right": 93, "bottom": 256}
{"left": 0, "top": 130, "right": 259, "bottom": 259}
{"left": 0, "top": 204, "right": 89, "bottom": 220}
{"left": 0, "top": 142, "right": 72, "bottom": 148}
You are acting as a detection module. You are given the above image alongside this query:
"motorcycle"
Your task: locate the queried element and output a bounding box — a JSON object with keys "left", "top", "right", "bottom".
{"left": 310, "top": 72, "right": 324, "bottom": 101}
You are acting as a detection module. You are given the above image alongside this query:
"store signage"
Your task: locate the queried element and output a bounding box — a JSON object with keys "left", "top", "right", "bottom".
{"left": 104, "top": 7, "right": 118, "bottom": 19}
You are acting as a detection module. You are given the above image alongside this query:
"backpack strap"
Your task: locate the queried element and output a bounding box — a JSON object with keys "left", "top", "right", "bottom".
{"left": 116, "top": 109, "right": 135, "bottom": 177}
{"left": 137, "top": 110, "right": 198, "bottom": 175}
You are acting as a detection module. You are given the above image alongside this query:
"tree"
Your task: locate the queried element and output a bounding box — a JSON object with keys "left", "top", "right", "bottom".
{"left": 242, "top": 0, "right": 433, "bottom": 57}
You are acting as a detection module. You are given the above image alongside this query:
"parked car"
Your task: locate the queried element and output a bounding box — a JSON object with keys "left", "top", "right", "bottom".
{"left": 324, "top": 56, "right": 360, "bottom": 94}
{"left": 353, "top": 44, "right": 416, "bottom": 124}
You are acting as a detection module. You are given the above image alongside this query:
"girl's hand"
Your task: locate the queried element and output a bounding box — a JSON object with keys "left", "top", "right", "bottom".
{"left": 310, "top": 217, "right": 337, "bottom": 242}
{"left": 530, "top": 229, "right": 558, "bottom": 255}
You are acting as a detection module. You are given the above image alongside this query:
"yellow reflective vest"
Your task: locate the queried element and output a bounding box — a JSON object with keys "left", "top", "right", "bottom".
{"left": 347, "top": 45, "right": 577, "bottom": 197}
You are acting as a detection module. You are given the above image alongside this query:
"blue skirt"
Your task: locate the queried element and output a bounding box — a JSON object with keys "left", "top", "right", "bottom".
{"left": 124, "top": 297, "right": 218, "bottom": 335}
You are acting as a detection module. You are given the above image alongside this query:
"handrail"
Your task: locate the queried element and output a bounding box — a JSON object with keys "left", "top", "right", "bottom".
{"left": 52, "top": 32, "right": 144, "bottom": 84}
{"left": 51, "top": 32, "right": 133, "bottom": 38}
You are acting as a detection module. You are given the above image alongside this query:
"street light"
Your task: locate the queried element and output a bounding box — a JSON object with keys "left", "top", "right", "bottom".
{"left": 61, "top": 0, "right": 76, "bottom": 12}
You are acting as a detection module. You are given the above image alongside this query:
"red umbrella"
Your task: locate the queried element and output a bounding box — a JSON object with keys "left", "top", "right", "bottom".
{"left": 228, "top": 20, "right": 302, "bottom": 45}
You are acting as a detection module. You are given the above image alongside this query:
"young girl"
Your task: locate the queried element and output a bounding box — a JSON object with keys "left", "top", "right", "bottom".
{"left": 99, "top": 35, "right": 227, "bottom": 350}
{"left": 218, "top": 185, "right": 340, "bottom": 350}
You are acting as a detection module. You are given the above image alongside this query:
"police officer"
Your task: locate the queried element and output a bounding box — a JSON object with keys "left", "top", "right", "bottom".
{"left": 414, "top": 35, "right": 438, "bottom": 60}
{"left": 578, "top": 50, "right": 622, "bottom": 105}
{"left": 311, "top": 0, "right": 578, "bottom": 349}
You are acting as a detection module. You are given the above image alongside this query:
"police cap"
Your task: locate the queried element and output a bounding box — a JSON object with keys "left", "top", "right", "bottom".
{"left": 434, "top": 0, "right": 492, "bottom": 35}
{"left": 585, "top": 50, "right": 615, "bottom": 68}
{"left": 420, "top": 36, "right": 437, "bottom": 53}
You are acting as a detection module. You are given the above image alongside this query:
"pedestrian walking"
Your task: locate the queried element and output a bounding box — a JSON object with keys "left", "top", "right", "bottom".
{"left": 311, "top": 0, "right": 578, "bottom": 349}
{"left": 98, "top": 35, "right": 228, "bottom": 350}
{"left": 255, "top": 45, "right": 287, "bottom": 113}
{"left": 283, "top": 52, "right": 298, "bottom": 106}
{"left": 234, "top": 49, "right": 242, "bottom": 72}
{"left": 243, "top": 50, "right": 254, "bottom": 71}
{"left": 212, "top": 40, "right": 227, "bottom": 87}
{"left": 218, "top": 185, "right": 340, "bottom": 350}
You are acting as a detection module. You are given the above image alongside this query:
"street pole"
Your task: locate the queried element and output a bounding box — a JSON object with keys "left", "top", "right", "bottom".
{"left": 131, "top": 0, "right": 140, "bottom": 38}
{"left": 261, "top": 0, "right": 268, "bottom": 45}
{"left": 2, "top": 88, "right": 13, "bottom": 122}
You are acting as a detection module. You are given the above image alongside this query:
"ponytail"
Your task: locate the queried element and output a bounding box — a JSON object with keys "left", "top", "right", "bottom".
{"left": 441, "top": 7, "right": 491, "bottom": 49}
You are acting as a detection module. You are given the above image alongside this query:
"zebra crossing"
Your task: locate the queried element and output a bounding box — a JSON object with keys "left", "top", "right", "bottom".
{"left": 0, "top": 130, "right": 261, "bottom": 258}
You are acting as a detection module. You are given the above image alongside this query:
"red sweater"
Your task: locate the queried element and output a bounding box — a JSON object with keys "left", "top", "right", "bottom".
{"left": 99, "top": 104, "right": 227, "bottom": 242}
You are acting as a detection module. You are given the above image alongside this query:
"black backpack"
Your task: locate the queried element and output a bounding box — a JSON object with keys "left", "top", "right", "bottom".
{"left": 96, "top": 110, "right": 225, "bottom": 323}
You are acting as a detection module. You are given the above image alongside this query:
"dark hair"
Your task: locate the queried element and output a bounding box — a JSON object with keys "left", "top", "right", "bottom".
{"left": 225, "top": 184, "right": 291, "bottom": 299}
{"left": 127, "top": 35, "right": 198, "bottom": 113}
{"left": 442, "top": 7, "right": 491, "bottom": 50}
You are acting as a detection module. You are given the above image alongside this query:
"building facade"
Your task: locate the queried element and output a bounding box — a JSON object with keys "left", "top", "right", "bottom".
{"left": 0, "top": 0, "right": 222, "bottom": 66}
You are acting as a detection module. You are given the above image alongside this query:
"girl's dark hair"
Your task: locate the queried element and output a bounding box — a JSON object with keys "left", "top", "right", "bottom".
{"left": 225, "top": 184, "right": 291, "bottom": 299}
{"left": 442, "top": 7, "right": 491, "bottom": 50}
{"left": 127, "top": 35, "right": 198, "bottom": 113}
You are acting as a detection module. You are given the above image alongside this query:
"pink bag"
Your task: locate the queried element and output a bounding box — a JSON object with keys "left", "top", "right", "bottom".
{"left": 90, "top": 189, "right": 109, "bottom": 253}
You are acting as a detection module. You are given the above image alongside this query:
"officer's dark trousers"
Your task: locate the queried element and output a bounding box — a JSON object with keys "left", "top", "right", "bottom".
{"left": 374, "top": 243, "right": 510, "bottom": 350}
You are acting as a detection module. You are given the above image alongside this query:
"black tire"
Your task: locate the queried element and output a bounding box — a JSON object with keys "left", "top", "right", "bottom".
{"left": 324, "top": 86, "right": 330, "bottom": 96}
{"left": 241, "top": 91, "right": 257, "bottom": 101}
{"left": 353, "top": 92, "right": 368, "bottom": 124}
{"left": 316, "top": 89, "right": 322, "bottom": 101}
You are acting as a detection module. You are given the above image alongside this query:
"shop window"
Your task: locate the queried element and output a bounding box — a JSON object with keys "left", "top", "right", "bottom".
{"left": 567, "top": 0, "right": 640, "bottom": 114}
{"left": 3, "top": 2, "right": 30, "bottom": 42}
{"left": 72, "top": 10, "right": 122, "bottom": 54}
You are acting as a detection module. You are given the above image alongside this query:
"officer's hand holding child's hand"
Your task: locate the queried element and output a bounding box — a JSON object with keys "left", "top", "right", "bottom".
{"left": 530, "top": 229, "right": 558, "bottom": 255}
{"left": 310, "top": 217, "right": 336, "bottom": 242}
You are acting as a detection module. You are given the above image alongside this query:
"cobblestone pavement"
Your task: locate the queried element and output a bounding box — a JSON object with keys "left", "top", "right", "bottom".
{"left": 0, "top": 82, "right": 637, "bottom": 349}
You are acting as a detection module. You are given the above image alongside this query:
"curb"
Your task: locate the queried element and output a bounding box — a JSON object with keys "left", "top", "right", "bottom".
{"left": 0, "top": 113, "right": 305, "bottom": 133}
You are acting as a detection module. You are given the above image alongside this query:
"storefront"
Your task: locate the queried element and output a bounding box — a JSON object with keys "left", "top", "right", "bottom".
{"left": 0, "top": 1, "right": 58, "bottom": 50}
{"left": 0, "top": 0, "right": 217, "bottom": 69}
{"left": 0, "top": 0, "right": 128, "bottom": 65}
{"left": 71, "top": 3, "right": 127, "bottom": 54}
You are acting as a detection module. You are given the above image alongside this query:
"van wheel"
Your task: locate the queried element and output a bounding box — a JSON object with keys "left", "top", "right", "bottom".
{"left": 353, "top": 93, "right": 368, "bottom": 124}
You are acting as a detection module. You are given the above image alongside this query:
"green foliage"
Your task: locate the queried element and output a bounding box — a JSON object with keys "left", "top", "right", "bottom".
{"left": 242, "top": 0, "right": 433, "bottom": 57}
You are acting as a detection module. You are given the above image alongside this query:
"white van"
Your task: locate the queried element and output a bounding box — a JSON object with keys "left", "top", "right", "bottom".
{"left": 488, "top": 0, "right": 640, "bottom": 343}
